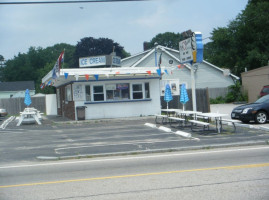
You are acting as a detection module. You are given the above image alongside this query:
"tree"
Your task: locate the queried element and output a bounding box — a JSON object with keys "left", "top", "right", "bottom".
{"left": 0, "top": 55, "right": 5, "bottom": 81}
{"left": 2, "top": 43, "right": 75, "bottom": 94}
{"left": 147, "top": 32, "right": 182, "bottom": 50}
{"left": 73, "top": 37, "right": 130, "bottom": 67}
{"left": 204, "top": 0, "right": 269, "bottom": 76}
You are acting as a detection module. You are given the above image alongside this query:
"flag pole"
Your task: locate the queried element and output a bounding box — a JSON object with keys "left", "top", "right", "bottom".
{"left": 62, "top": 48, "right": 65, "bottom": 69}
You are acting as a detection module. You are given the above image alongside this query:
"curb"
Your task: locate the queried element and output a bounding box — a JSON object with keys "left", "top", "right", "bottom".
{"left": 46, "top": 116, "right": 156, "bottom": 125}
{"left": 36, "top": 140, "right": 269, "bottom": 161}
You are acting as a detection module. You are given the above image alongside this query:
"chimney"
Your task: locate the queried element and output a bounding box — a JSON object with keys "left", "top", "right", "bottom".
{"left": 143, "top": 42, "right": 150, "bottom": 51}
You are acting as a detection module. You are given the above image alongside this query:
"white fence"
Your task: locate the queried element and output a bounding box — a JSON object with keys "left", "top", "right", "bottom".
{"left": 0, "top": 94, "right": 57, "bottom": 116}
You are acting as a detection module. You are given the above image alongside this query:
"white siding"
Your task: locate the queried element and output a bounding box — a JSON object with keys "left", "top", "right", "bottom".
{"left": 73, "top": 78, "right": 161, "bottom": 120}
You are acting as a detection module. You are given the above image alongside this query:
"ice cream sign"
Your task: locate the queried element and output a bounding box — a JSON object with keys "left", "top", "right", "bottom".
{"left": 79, "top": 55, "right": 121, "bottom": 68}
{"left": 79, "top": 56, "right": 106, "bottom": 67}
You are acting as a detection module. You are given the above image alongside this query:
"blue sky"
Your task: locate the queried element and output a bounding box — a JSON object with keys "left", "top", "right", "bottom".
{"left": 0, "top": 0, "right": 248, "bottom": 60}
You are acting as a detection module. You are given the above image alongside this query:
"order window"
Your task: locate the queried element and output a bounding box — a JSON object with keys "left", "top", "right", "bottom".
{"left": 106, "top": 83, "right": 130, "bottom": 100}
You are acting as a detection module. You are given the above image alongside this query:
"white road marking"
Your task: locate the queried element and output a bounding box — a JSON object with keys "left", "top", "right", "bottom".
{"left": 54, "top": 138, "right": 189, "bottom": 154}
{"left": 1, "top": 146, "right": 269, "bottom": 169}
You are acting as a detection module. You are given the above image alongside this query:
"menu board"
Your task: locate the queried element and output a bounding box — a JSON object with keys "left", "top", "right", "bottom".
{"left": 73, "top": 84, "right": 83, "bottom": 101}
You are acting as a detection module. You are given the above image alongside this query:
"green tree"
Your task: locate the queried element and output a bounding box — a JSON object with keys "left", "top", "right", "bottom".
{"left": 147, "top": 32, "right": 182, "bottom": 49}
{"left": 0, "top": 55, "right": 5, "bottom": 81}
{"left": 204, "top": 0, "right": 269, "bottom": 76}
{"left": 0, "top": 55, "right": 4, "bottom": 62}
{"left": 2, "top": 43, "right": 75, "bottom": 94}
{"left": 73, "top": 37, "right": 130, "bottom": 67}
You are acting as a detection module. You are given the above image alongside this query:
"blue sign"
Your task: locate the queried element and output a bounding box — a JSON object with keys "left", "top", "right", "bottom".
{"left": 112, "top": 56, "right": 121, "bottom": 66}
{"left": 195, "top": 32, "right": 203, "bottom": 63}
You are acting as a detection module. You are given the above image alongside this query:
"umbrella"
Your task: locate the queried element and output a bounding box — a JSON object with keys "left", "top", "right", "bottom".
{"left": 24, "top": 89, "right": 32, "bottom": 107}
{"left": 164, "top": 84, "right": 173, "bottom": 109}
{"left": 180, "top": 84, "right": 189, "bottom": 111}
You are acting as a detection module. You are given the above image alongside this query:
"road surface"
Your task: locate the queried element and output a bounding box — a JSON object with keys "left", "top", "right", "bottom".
{"left": 1, "top": 146, "right": 269, "bottom": 200}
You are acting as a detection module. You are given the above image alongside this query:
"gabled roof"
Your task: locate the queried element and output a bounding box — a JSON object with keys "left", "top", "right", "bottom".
{"left": 122, "top": 45, "right": 239, "bottom": 80}
{"left": 0, "top": 81, "right": 35, "bottom": 91}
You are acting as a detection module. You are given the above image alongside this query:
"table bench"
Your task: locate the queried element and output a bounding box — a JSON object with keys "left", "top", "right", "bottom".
{"left": 188, "top": 119, "right": 210, "bottom": 131}
{"left": 168, "top": 117, "right": 185, "bottom": 128}
{"left": 221, "top": 119, "right": 241, "bottom": 131}
{"left": 197, "top": 113, "right": 228, "bottom": 134}
{"left": 155, "top": 114, "right": 169, "bottom": 124}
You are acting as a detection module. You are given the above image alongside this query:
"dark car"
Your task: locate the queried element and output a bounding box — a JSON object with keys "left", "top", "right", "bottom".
{"left": 260, "top": 85, "right": 269, "bottom": 97}
{"left": 231, "top": 95, "right": 269, "bottom": 124}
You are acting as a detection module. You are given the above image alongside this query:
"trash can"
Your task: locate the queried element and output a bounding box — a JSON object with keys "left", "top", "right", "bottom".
{"left": 76, "top": 106, "right": 87, "bottom": 120}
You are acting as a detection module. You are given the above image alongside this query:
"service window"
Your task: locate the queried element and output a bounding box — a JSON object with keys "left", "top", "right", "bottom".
{"left": 132, "top": 84, "right": 143, "bottom": 99}
{"left": 106, "top": 84, "right": 118, "bottom": 101}
{"left": 93, "top": 85, "right": 104, "bottom": 101}
{"left": 117, "top": 83, "right": 130, "bottom": 100}
{"left": 106, "top": 83, "right": 130, "bottom": 101}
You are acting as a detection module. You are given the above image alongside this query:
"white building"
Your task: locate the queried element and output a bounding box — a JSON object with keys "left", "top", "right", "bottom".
{"left": 121, "top": 45, "right": 239, "bottom": 98}
{"left": 0, "top": 81, "right": 35, "bottom": 99}
{"left": 42, "top": 66, "right": 161, "bottom": 120}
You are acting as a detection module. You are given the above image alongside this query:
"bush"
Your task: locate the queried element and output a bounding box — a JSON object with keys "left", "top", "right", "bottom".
{"left": 210, "top": 96, "right": 226, "bottom": 104}
{"left": 210, "top": 81, "right": 248, "bottom": 104}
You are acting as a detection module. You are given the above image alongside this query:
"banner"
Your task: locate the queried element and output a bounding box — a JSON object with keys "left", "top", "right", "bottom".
{"left": 52, "top": 51, "right": 64, "bottom": 79}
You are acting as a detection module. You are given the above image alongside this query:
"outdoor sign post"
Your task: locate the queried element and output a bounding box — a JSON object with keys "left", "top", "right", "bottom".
{"left": 179, "top": 31, "right": 203, "bottom": 111}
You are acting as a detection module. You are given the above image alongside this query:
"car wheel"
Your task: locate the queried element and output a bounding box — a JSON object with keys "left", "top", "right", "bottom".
{"left": 255, "top": 111, "right": 268, "bottom": 124}
{"left": 242, "top": 120, "right": 250, "bottom": 123}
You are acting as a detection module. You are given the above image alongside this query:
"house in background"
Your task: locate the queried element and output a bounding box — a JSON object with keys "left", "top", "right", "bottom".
{"left": 241, "top": 65, "right": 269, "bottom": 102}
{"left": 121, "top": 45, "right": 239, "bottom": 99}
{"left": 0, "top": 81, "right": 35, "bottom": 99}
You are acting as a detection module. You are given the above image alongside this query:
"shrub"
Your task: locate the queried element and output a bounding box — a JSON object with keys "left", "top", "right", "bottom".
{"left": 210, "top": 81, "right": 248, "bottom": 104}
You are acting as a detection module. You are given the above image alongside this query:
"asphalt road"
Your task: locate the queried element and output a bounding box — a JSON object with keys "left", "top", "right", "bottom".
{"left": 1, "top": 117, "right": 269, "bottom": 165}
{"left": 1, "top": 146, "right": 269, "bottom": 200}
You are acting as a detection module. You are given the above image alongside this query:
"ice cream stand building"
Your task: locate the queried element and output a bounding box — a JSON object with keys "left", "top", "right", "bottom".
{"left": 42, "top": 54, "right": 162, "bottom": 120}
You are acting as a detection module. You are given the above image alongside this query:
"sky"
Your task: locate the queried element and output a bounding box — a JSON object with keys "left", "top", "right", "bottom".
{"left": 0, "top": 0, "right": 248, "bottom": 60}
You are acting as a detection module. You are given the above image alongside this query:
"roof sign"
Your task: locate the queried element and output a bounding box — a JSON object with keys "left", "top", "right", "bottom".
{"left": 79, "top": 56, "right": 106, "bottom": 68}
{"left": 79, "top": 55, "right": 121, "bottom": 68}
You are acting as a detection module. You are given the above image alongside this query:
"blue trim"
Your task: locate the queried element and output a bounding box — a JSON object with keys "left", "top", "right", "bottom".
{"left": 56, "top": 77, "right": 160, "bottom": 88}
{"left": 84, "top": 99, "right": 152, "bottom": 104}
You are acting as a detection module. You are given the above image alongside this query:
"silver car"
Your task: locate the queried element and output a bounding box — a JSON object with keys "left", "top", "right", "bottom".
{"left": 0, "top": 108, "right": 8, "bottom": 117}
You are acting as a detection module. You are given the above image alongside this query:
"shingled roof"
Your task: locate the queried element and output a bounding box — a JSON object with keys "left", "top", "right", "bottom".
{"left": 0, "top": 81, "right": 35, "bottom": 91}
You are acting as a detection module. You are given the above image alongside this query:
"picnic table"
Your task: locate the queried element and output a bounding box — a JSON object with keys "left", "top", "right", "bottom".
{"left": 17, "top": 107, "right": 43, "bottom": 126}
{"left": 161, "top": 109, "right": 182, "bottom": 117}
{"left": 197, "top": 112, "right": 228, "bottom": 133}
{"left": 176, "top": 110, "right": 202, "bottom": 120}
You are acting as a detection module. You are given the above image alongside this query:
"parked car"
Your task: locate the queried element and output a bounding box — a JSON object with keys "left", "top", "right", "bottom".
{"left": 231, "top": 94, "right": 269, "bottom": 124}
{"left": 260, "top": 85, "right": 269, "bottom": 97}
{"left": 0, "top": 108, "right": 8, "bottom": 117}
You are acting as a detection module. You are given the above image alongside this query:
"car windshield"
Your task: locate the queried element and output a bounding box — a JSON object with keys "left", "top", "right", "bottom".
{"left": 262, "top": 87, "right": 269, "bottom": 93}
{"left": 255, "top": 94, "right": 269, "bottom": 103}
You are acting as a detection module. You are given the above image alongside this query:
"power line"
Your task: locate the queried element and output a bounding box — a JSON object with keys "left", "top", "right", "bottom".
{"left": 0, "top": 0, "right": 151, "bottom": 5}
